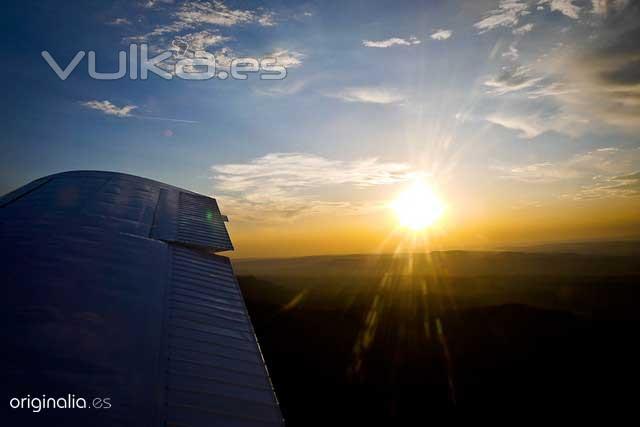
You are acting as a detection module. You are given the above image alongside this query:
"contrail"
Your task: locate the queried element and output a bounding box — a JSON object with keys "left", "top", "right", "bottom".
{"left": 132, "top": 115, "right": 199, "bottom": 124}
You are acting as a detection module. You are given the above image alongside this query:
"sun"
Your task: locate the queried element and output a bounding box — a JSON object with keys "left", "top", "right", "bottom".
{"left": 392, "top": 180, "right": 445, "bottom": 231}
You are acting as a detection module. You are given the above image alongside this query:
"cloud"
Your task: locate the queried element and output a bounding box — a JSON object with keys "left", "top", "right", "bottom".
{"left": 502, "top": 43, "right": 520, "bottom": 60}
{"left": 144, "top": 0, "right": 175, "bottom": 8}
{"left": 362, "top": 37, "right": 420, "bottom": 48}
{"left": 81, "top": 100, "right": 137, "bottom": 117}
{"left": 133, "top": 0, "right": 277, "bottom": 43}
{"left": 474, "top": 0, "right": 530, "bottom": 32}
{"left": 479, "top": 1, "right": 638, "bottom": 136}
{"left": 82, "top": 100, "right": 198, "bottom": 123}
{"left": 474, "top": 0, "right": 583, "bottom": 34}
{"left": 525, "top": 81, "right": 576, "bottom": 98}
{"left": 573, "top": 171, "right": 640, "bottom": 199}
{"left": 494, "top": 147, "right": 640, "bottom": 198}
{"left": 134, "top": 115, "right": 199, "bottom": 124}
{"left": 548, "top": 3, "right": 640, "bottom": 132}
{"left": 107, "top": 18, "right": 131, "bottom": 25}
{"left": 127, "top": 2, "right": 297, "bottom": 75}
{"left": 257, "top": 12, "right": 276, "bottom": 27}
{"left": 486, "top": 110, "right": 587, "bottom": 138}
{"left": 211, "top": 153, "right": 416, "bottom": 222}
{"left": 538, "top": 0, "right": 581, "bottom": 19}
{"left": 591, "top": 0, "right": 629, "bottom": 16}
{"left": 484, "top": 65, "right": 544, "bottom": 95}
{"left": 486, "top": 113, "right": 545, "bottom": 138}
{"left": 326, "top": 87, "right": 405, "bottom": 104}
{"left": 430, "top": 29, "right": 452, "bottom": 40}
{"left": 513, "top": 23, "right": 534, "bottom": 34}
{"left": 494, "top": 161, "right": 578, "bottom": 183}
{"left": 265, "top": 49, "right": 304, "bottom": 68}
{"left": 169, "top": 30, "right": 230, "bottom": 53}
{"left": 174, "top": 0, "right": 261, "bottom": 27}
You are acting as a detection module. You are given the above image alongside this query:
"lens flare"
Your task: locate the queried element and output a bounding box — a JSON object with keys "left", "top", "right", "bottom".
{"left": 392, "top": 181, "right": 445, "bottom": 231}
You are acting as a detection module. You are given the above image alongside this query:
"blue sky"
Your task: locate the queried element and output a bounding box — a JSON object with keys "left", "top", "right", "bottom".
{"left": 2, "top": 0, "right": 639, "bottom": 256}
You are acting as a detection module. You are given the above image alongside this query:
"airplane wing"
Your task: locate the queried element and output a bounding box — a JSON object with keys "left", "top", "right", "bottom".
{"left": 0, "top": 171, "right": 283, "bottom": 427}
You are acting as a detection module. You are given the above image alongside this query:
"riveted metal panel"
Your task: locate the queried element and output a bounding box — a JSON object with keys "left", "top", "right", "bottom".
{"left": 0, "top": 171, "right": 282, "bottom": 427}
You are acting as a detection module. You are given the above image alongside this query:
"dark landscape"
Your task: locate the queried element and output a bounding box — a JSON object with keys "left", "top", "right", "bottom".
{"left": 236, "top": 243, "right": 640, "bottom": 423}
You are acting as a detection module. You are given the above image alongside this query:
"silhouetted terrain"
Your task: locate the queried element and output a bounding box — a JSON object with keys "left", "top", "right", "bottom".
{"left": 236, "top": 249, "right": 640, "bottom": 423}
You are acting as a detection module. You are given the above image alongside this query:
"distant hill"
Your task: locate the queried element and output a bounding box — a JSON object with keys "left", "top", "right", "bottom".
{"left": 501, "top": 240, "right": 640, "bottom": 256}
{"left": 233, "top": 249, "right": 640, "bottom": 278}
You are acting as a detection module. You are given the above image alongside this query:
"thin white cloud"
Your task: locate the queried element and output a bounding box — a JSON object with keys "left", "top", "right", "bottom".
{"left": 493, "top": 147, "right": 637, "bottom": 182}
{"left": 265, "top": 49, "right": 304, "bottom": 68}
{"left": 494, "top": 147, "right": 640, "bottom": 199}
{"left": 169, "top": 30, "right": 230, "bottom": 55}
{"left": 362, "top": 37, "right": 420, "bottom": 48}
{"left": 502, "top": 43, "right": 520, "bottom": 60}
{"left": 134, "top": 0, "right": 277, "bottom": 43}
{"left": 257, "top": 12, "right": 277, "bottom": 27}
{"left": 133, "top": 115, "right": 199, "bottom": 124}
{"left": 513, "top": 23, "right": 534, "bottom": 34}
{"left": 81, "top": 100, "right": 198, "bottom": 123}
{"left": 538, "top": 0, "right": 581, "bottom": 19}
{"left": 526, "top": 81, "right": 576, "bottom": 98}
{"left": 430, "top": 29, "right": 452, "bottom": 40}
{"left": 326, "top": 87, "right": 405, "bottom": 104}
{"left": 474, "top": 0, "right": 581, "bottom": 33}
{"left": 107, "top": 17, "right": 131, "bottom": 25}
{"left": 486, "top": 113, "right": 544, "bottom": 138}
{"left": 82, "top": 100, "right": 137, "bottom": 117}
{"left": 574, "top": 171, "right": 640, "bottom": 199}
{"left": 144, "top": 0, "right": 175, "bottom": 8}
{"left": 484, "top": 65, "right": 544, "bottom": 95}
{"left": 474, "top": 0, "right": 530, "bottom": 33}
{"left": 493, "top": 162, "right": 578, "bottom": 183}
{"left": 212, "top": 153, "right": 416, "bottom": 222}
{"left": 486, "top": 110, "right": 587, "bottom": 138}
{"left": 174, "top": 0, "right": 258, "bottom": 27}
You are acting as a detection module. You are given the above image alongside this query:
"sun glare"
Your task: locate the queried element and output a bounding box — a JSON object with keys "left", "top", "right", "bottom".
{"left": 392, "top": 181, "right": 445, "bottom": 231}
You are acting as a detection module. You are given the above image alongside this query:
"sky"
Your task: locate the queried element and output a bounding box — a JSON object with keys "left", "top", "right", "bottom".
{"left": 2, "top": 0, "right": 640, "bottom": 257}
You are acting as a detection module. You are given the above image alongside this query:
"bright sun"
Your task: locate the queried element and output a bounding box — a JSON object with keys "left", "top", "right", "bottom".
{"left": 392, "top": 181, "right": 445, "bottom": 231}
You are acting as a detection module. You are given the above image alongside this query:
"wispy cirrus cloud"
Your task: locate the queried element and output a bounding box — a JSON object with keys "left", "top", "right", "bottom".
{"left": 131, "top": 0, "right": 277, "bottom": 43}
{"left": 126, "top": 1, "right": 304, "bottom": 74}
{"left": 493, "top": 147, "right": 640, "bottom": 198}
{"left": 476, "top": 0, "right": 638, "bottom": 140}
{"left": 484, "top": 65, "right": 544, "bottom": 95}
{"left": 325, "top": 87, "right": 405, "bottom": 104}
{"left": 173, "top": 0, "right": 258, "bottom": 27}
{"left": 474, "top": 0, "right": 597, "bottom": 34}
{"left": 107, "top": 17, "right": 131, "bottom": 25}
{"left": 474, "top": 0, "right": 530, "bottom": 33}
{"left": 169, "top": 30, "right": 230, "bottom": 53}
{"left": 572, "top": 171, "right": 640, "bottom": 199}
{"left": 81, "top": 100, "right": 137, "bottom": 117}
{"left": 144, "top": 0, "right": 175, "bottom": 8}
{"left": 538, "top": 0, "right": 581, "bottom": 19}
{"left": 486, "top": 109, "right": 587, "bottom": 138}
{"left": 362, "top": 37, "right": 420, "bottom": 48}
{"left": 513, "top": 23, "right": 534, "bottom": 34}
{"left": 430, "top": 29, "right": 452, "bottom": 40}
{"left": 212, "top": 153, "right": 416, "bottom": 222}
{"left": 81, "top": 100, "right": 198, "bottom": 123}
{"left": 265, "top": 49, "right": 304, "bottom": 68}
